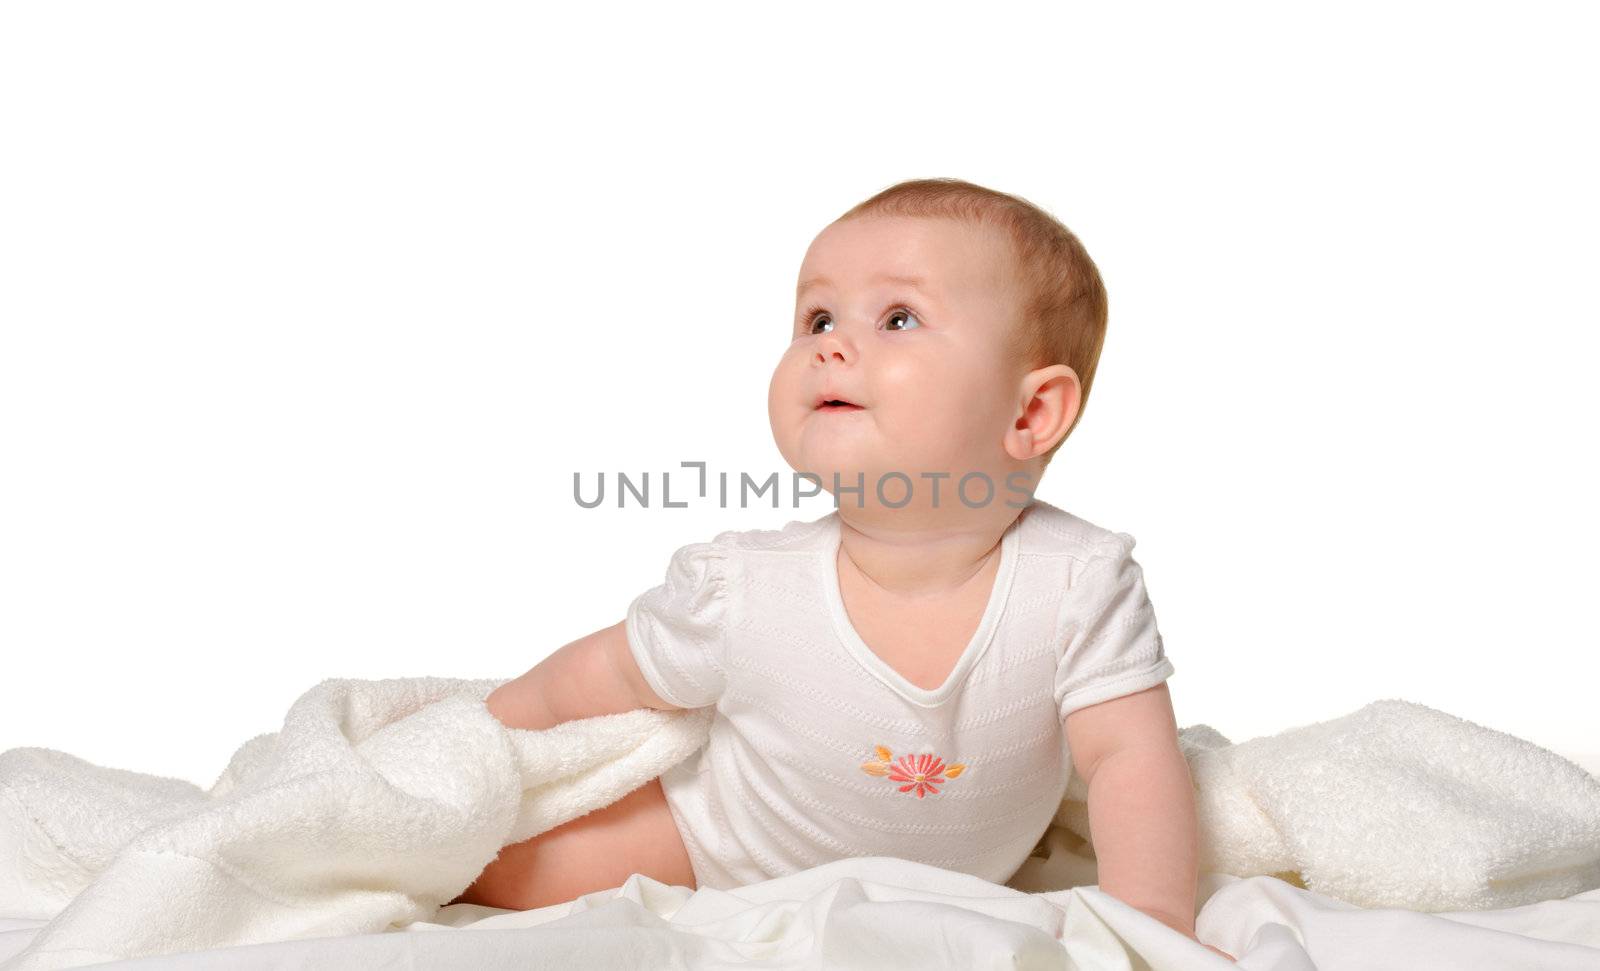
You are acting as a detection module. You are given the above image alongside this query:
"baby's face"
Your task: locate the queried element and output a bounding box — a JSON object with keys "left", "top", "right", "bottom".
{"left": 768, "top": 215, "right": 1030, "bottom": 503}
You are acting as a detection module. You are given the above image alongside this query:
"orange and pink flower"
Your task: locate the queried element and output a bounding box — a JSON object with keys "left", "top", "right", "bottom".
{"left": 859, "top": 745, "right": 966, "bottom": 798}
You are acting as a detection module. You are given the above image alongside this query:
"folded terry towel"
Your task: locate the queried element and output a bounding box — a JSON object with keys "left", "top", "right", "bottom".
{"left": 0, "top": 677, "right": 712, "bottom": 971}
{"left": 1009, "top": 699, "right": 1600, "bottom": 912}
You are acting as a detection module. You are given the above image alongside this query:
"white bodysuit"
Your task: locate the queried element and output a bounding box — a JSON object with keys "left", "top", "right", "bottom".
{"left": 624, "top": 498, "right": 1176, "bottom": 890}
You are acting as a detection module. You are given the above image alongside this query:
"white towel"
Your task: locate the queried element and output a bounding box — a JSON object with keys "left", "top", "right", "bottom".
{"left": 3, "top": 683, "right": 1598, "bottom": 969}
{"left": 1008, "top": 699, "right": 1600, "bottom": 912}
{"left": 0, "top": 677, "right": 712, "bottom": 971}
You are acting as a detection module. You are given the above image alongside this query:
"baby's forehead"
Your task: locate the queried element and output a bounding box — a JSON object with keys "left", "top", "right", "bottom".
{"left": 802, "top": 216, "right": 1020, "bottom": 302}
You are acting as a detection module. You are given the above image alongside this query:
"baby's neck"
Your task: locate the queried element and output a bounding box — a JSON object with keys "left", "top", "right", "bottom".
{"left": 835, "top": 510, "right": 1017, "bottom": 600}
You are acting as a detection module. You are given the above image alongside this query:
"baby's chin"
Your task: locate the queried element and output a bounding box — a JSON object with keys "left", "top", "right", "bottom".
{"left": 787, "top": 448, "right": 946, "bottom": 493}
{"left": 790, "top": 431, "right": 883, "bottom": 470}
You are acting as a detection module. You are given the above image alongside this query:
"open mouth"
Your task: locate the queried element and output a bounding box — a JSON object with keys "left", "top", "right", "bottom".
{"left": 815, "top": 398, "right": 865, "bottom": 412}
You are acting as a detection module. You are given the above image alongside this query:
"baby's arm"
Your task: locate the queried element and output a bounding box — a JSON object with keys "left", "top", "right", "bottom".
{"left": 486, "top": 620, "right": 684, "bottom": 732}
{"left": 1065, "top": 682, "right": 1218, "bottom": 952}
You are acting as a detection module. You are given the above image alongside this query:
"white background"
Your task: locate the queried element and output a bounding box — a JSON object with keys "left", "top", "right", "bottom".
{"left": 2, "top": 2, "right": 1595, "bottom": 785}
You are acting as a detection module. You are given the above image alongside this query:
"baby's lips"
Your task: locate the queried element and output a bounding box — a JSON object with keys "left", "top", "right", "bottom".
{"left": 812, "top": 389, "right": 867, "bottom": 409}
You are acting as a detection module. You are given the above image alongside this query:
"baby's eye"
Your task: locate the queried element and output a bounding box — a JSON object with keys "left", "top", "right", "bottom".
{"left": 884, "top": 308, "right": 921, "bottom": 332}
{"left": 805, "top": 312, "right": 833, "bottom": 335}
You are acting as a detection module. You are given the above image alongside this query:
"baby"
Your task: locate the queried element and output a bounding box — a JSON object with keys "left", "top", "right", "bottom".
{"left": 457, "top": 178, "right": 1212, "bottom": 952}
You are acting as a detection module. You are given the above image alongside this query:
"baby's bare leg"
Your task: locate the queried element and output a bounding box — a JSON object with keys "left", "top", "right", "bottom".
{"left": 459, "top": 623, "right": 697, "bottom": 909}
{"left": 453, "top": 775, "right": 696, "bottom": 911}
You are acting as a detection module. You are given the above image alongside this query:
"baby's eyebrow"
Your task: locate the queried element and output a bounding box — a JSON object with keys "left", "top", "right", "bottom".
{"left": 797, "top": 273, "right": 935, "bottom": 297}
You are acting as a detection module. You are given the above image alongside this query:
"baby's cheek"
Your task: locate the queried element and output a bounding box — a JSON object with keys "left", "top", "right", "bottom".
{"left": 897, "top": 365, "right": 996, "bottom": 431}
{"left": 888, "top": 404, "right": 991, "bottom": 471}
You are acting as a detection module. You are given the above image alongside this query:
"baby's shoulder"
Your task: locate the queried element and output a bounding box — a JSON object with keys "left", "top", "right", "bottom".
{"left": 1014, "top": 499, "right": 1139, "bottom": 563}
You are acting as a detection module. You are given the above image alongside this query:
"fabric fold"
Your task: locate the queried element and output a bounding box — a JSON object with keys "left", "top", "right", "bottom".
{"left": 1010, "top": 699, "right": 1600, "bottom": 912}
{"left": 2, "top": 682, "right": 1596, "bottom": 970}
{"left": 0, "top": 678, "right": 713, "bottom": 971}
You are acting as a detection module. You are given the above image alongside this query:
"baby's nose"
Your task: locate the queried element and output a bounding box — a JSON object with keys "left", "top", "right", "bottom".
{"left": 813, "top": 330, "right": 854, "bottom": 365}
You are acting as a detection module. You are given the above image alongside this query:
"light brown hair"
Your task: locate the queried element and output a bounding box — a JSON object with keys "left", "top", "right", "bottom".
{"left": 834, "top": 178, "right": 1109, "bottom": 467}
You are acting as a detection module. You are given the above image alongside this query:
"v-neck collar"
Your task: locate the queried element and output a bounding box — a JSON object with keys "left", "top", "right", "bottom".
{"left": 819, "top": 511, "right": 1023, "bottom": 708}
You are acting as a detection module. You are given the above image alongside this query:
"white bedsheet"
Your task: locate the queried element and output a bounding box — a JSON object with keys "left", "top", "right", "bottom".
{"left": 5, "top": 674, "right": 1593, "bottom": 971}
{"left": 2, "top": 856, "right": 1596, "bottom": 970}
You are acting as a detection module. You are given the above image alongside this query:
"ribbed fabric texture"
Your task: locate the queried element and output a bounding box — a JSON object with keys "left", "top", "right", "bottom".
{"left": 624, "top": 498, "right": 1175, "bottom": 890}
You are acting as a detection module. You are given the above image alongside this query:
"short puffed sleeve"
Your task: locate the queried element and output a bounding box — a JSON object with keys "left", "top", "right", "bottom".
{"left": 1052, "top": 533, "right": 1175, "bottom": 724}
{"left": 625, "top": 540, "right": 731, "bottom": 709}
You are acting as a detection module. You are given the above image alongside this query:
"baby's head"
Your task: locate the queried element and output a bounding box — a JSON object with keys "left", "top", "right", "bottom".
{"left": 768, "top": 178, "right": 1108, "bottom": 515}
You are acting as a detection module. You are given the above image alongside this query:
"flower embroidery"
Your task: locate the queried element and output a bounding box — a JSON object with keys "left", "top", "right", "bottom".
{"left": 859, "top": 744, "right": 966, "bottom": 798}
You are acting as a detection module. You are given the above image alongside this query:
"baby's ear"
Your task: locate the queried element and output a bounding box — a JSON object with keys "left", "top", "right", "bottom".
{"left": 1006, "top": 365, "right": 1081, "bottom": 461}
